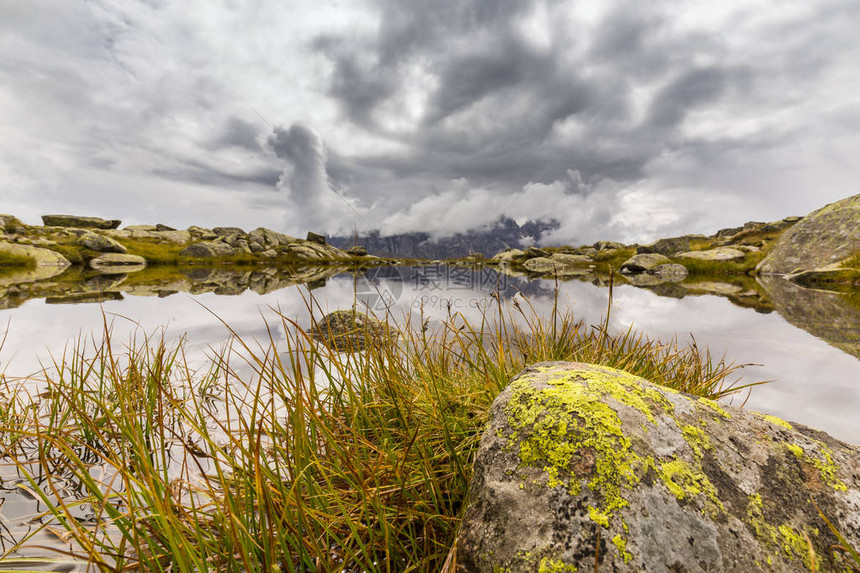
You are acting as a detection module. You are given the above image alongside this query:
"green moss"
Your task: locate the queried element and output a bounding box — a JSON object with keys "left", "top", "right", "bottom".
{"left": 785, "top": 443, "right": 847, "bottom": 492}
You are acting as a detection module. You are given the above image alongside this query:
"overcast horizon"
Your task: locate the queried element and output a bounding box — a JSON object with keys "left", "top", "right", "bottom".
{"left": 2, "top": 1, "right": 859, "bottom": 245}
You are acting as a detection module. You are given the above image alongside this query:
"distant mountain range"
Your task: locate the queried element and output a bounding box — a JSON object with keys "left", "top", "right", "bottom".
{"left": 328, "top": 218, "right": 560, "bottom": 259}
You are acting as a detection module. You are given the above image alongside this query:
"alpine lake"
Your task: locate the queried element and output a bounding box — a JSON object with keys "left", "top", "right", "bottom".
{"left": 0, "top": 261, "right": 858, "bottom": 567}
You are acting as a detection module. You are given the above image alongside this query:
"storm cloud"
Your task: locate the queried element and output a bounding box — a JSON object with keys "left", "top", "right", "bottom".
{"left": 1, "top": 0, "right": 858, "bottom": 242}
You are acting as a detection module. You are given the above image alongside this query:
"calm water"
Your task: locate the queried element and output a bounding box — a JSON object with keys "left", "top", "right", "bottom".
{"left": 0, "top": 264, "right": 858, "bottom": 565}
{"left": 1, "top": 265, "right": 858, "bottom": 443}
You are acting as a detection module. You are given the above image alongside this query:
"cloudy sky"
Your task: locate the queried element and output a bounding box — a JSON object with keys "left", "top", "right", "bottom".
{"left": 1, "top": 0, "right": 858, "bottom": 244}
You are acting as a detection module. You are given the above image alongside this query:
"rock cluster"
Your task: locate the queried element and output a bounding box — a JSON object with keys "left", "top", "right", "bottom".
{"left": 457, "top": 362, "right": 860, "bottom": 572}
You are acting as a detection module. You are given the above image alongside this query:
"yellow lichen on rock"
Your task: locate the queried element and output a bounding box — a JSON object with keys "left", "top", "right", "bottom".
{"left": 785, "top": 443, "right": 847, "bottom": 492}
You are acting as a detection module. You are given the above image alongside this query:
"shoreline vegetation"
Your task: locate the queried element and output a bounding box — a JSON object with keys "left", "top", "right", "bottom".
{"left": 0, "top": 292, "right": 766, "bottom": 571}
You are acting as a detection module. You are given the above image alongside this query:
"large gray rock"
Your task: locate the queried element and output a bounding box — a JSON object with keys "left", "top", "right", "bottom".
{"left": 78, "top": 232, "right": 127, "bottom": 254}
{"left": 42, "top": 215, "right": 121, "bottom": 229}
{"left": 457, "top": 362, "right": 860, "bottom": 572}
{"left": 620, "top": 253, "right": 671, "bottom": 273}
{"left": 759, "top": 194, "right": 860, "bottom": 275}
{"left": 636, "top": 236, "right": 691, "bottom": 256}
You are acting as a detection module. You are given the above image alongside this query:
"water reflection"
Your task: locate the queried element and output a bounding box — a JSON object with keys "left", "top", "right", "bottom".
{"left": 0, "top": 263, "right": 857, "bottom": 444}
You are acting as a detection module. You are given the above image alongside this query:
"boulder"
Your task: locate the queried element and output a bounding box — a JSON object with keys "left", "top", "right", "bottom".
{"left": 636, "top": 236, "right": 691, "bottom": 256}
{"left": 155, "top": 224, "right": 176, "bottom": 231}
{"left": 346, "top": 245, "right": 369, "bottom": 257}
{"left": 457, "top": 362, "right": 860, "bottom": 572}
{"left": 594, "top": 240, "right": 625, "bottom": 251}
{"left": 78, "top": 232, "right": 127, "bottom": 254}
{"left": 187, "top": 226, "right": 218, "bottom": 241}
{"left": 248, "top": 227, "right": 295, "bottom": 248}
{"left": 42, "top": 215, "right": 121, "bottom": 229}
{"left": 179, "top": 241, "right": 237, "bottom": 258}
{"left": 677, "top": 247, "right": 746, "bottom": 263}
{"left": 306, "top": 231, "right": 327, "bottom": 245}
{"left": 620, "top": 253, "right": 671, "bottom": 273}
{"left": 212, "top": 226, "right": 245, "bottom": 237}
{"left": 89, "top": 253, "right": 147, "bottom": 274}
{"left": 491, "top": 249, "right": 527, "bottom": 263}
{"left": 123, "top": 225, "right": 158, "bottom": 232}
{"left": 285, "top": 241, "right": 345, "bottom": 260}
{"left": 309, "top": 309, "right": 391, "bottom": 351}
{"left": 758, "top": 194, "right": 860, "bottom": 275}
{"left": 524, "top": 246, "right": 551, "bottom": 259}
{"left": 0, "top": 242, "right": 71, "bottom": 268}
{"left": 0, "top": 214, "right": 18, "bottom": 231}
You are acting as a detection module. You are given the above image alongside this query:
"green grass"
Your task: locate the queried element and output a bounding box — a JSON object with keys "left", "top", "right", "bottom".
{"left": 0, "top": 294, "right": 763, "bottom": 571}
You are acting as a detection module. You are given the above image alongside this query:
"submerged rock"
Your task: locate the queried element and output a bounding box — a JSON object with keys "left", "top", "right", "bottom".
{"left": 457, "top": 362, "right": 860, "bottom": 572}
{"left": 759, "top": 194, "right": 859, "bottom": 275}
{"left": 42, "top": 214, "right": 121, "bottom": 229}
{"left": 309, "top": 309, "right": 391, "bottom": 351}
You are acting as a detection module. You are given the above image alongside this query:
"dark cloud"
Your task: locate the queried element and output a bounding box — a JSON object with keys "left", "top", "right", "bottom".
{"left": 2, "top": 0, "right": 859, "bottom": 239}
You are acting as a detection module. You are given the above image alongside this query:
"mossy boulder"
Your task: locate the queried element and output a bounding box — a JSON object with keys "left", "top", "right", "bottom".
{"left": 759, "top": 194, "right": 860, "bottom": 275}
{"left": 457, "top": 362, "right": 860, "bottom": 572}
